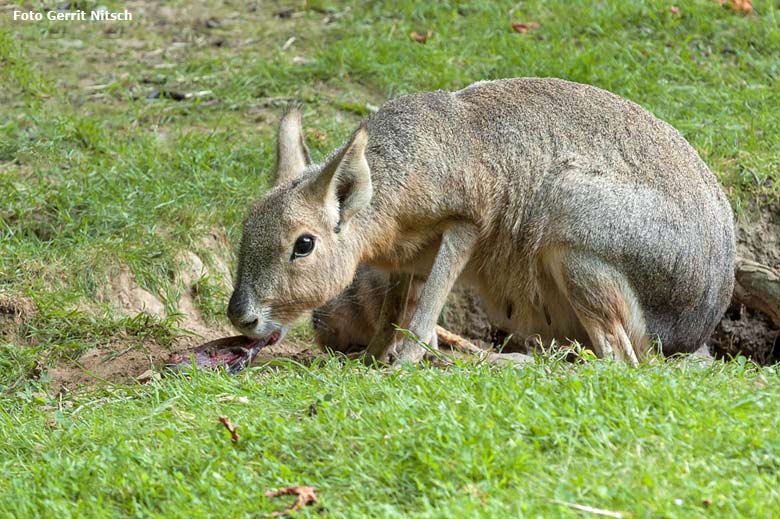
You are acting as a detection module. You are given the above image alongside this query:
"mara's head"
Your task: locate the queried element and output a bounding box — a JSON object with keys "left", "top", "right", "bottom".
{"left": 227, "top": 108, "right": 373, "bottom": 340}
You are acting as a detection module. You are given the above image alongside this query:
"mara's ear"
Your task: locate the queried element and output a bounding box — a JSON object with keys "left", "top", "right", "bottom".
{"left": 312, "top": 127, "right": 372, "bottom": 231}
{"left": 274, "top": 106, "right": 311, "bottom": 186}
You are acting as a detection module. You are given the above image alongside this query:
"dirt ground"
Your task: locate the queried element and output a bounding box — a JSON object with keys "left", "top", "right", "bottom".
{"left": 711, "top": 204, "right": 780, "bottom": 363}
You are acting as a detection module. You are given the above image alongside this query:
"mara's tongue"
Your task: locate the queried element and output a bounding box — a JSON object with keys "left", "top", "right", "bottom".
{"left": 167, "top": 332, "right": 281, "bottom": 374}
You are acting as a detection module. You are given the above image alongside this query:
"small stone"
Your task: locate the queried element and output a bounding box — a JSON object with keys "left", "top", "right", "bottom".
{"left": 487, "top": 352, "right": 533, "bottom": 367}
{"left": 137, "top": 369, "right": 160, "bottom": 383}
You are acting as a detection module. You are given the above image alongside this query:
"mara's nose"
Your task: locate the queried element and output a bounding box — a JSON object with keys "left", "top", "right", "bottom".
{"left": 227, "top": 291, "right": 259, "bottom": 332}
{"left": 232, "top": 314, "right": 259, "bottom": 331}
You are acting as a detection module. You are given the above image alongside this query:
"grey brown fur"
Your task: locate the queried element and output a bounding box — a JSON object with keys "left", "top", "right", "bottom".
{"left": 312, "top": 267, "right": 419, "bottom": 354}
{"left": 228, "top": 78, "right": 736, "bottom": 365}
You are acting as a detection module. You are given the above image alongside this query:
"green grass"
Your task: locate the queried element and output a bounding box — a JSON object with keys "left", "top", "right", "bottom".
{"left": 2, "top": 1, "right": 780, "bottom": 516}
{"left": 2, "top": 358, "right": 780, "bottom": 518}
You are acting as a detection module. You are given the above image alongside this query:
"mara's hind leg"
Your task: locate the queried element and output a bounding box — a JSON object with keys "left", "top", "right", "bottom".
{"left": 543, "top": 247, "right": 649, "bottom": 365}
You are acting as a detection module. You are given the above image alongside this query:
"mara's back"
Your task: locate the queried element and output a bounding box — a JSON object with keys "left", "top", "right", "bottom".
{"left": 369, "top": 78, "right": 721, "bottom": 201}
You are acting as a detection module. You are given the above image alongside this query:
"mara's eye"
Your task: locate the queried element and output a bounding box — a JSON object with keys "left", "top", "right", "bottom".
{"left": 291, "top": 234, "right": 316, "bottom": 260}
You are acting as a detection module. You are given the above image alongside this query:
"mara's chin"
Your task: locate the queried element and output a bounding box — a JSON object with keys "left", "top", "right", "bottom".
{"left": 245, "top": 325, "right": 288, "bottom": 345}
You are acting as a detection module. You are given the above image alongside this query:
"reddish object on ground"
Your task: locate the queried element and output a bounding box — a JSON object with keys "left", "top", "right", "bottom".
{"left": 511, "top": 21, "right": 540, "bottom": 34}
{"left": 409, "top": 30, "right": 432, "bottom": 43}
{"left": 167, "top": 333, "right": 281, "bottom": 374}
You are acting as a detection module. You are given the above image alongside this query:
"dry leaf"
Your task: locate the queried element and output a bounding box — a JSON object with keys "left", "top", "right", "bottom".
{"left": 265, "top": 486, "right": 318, "bottom": 517}
{"left": 281, "top": 36, "right": 296, "bottom": 51}
{"left": 410, "top": 31, "right": 432, "bottom": 44}
{"left": 732, "top": 0, "right": 752, "bottom": 14}
{"left": 715, "top": 0, "right": 753, "bottom": 15}
{"left": 218, "top": 415, "right": 239, "bottom": 443}
{"left": 511, "top": 21, "right": 541, "bottom": 34}
{"left": 670, "top": 5, "right": 681, "bottom": 16}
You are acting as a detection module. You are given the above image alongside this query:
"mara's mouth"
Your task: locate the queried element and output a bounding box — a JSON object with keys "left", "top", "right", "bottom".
{"left": 168, "top": 329, "right": 287, "bottom": 374}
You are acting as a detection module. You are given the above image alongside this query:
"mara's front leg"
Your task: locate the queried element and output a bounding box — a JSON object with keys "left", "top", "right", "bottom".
{"left": 390, "top": 223, "right": 479, "bottom": 365}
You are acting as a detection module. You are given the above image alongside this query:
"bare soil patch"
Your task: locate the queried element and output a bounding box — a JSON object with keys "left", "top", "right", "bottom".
{"left": 713, "top": 204, "right": 780, "bottom": 363}
{"left": 48, "top": 231, "right": 237, "bottom": 388}
{"left": 711, "top": 305, "right": 778, "bottom": 364}
{"left": 0, "top": 294, "right": 35, "bottom": 341}
{"left": 47, "top": 341, "right": 159, "bottom": 387}
{"left": 47, "top": 335, "right": 321, "bottom": 389}
{"left": 736, "top": 204, "right": 780, "bottom": 269}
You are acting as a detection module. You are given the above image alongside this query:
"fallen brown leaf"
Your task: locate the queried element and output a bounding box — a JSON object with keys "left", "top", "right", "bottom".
{"left": 715, "top": 0, "right": 753, "bottom": 15}
{"left": 265, "top": 486, "right": 318, "bottom": 517}
{"left": 410, "top": 30, "right": 432, "bottom": 44}
{"left": 732, "top": 0, "right": 753, "bottom": 14}
{"left": 511, "top": 21, "right": 541, "bottom": 34}
{"left": 218, "top": 415, "right": 239, "bottom": 443}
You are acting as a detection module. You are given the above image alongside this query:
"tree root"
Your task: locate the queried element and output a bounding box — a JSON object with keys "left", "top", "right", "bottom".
{"left": 733, "top": 257, "right": 780, "bottom": 327}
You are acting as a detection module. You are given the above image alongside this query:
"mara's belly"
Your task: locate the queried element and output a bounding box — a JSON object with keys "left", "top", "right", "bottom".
{"left": 462, "top": 259, "right": 589, "bottom": 347}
